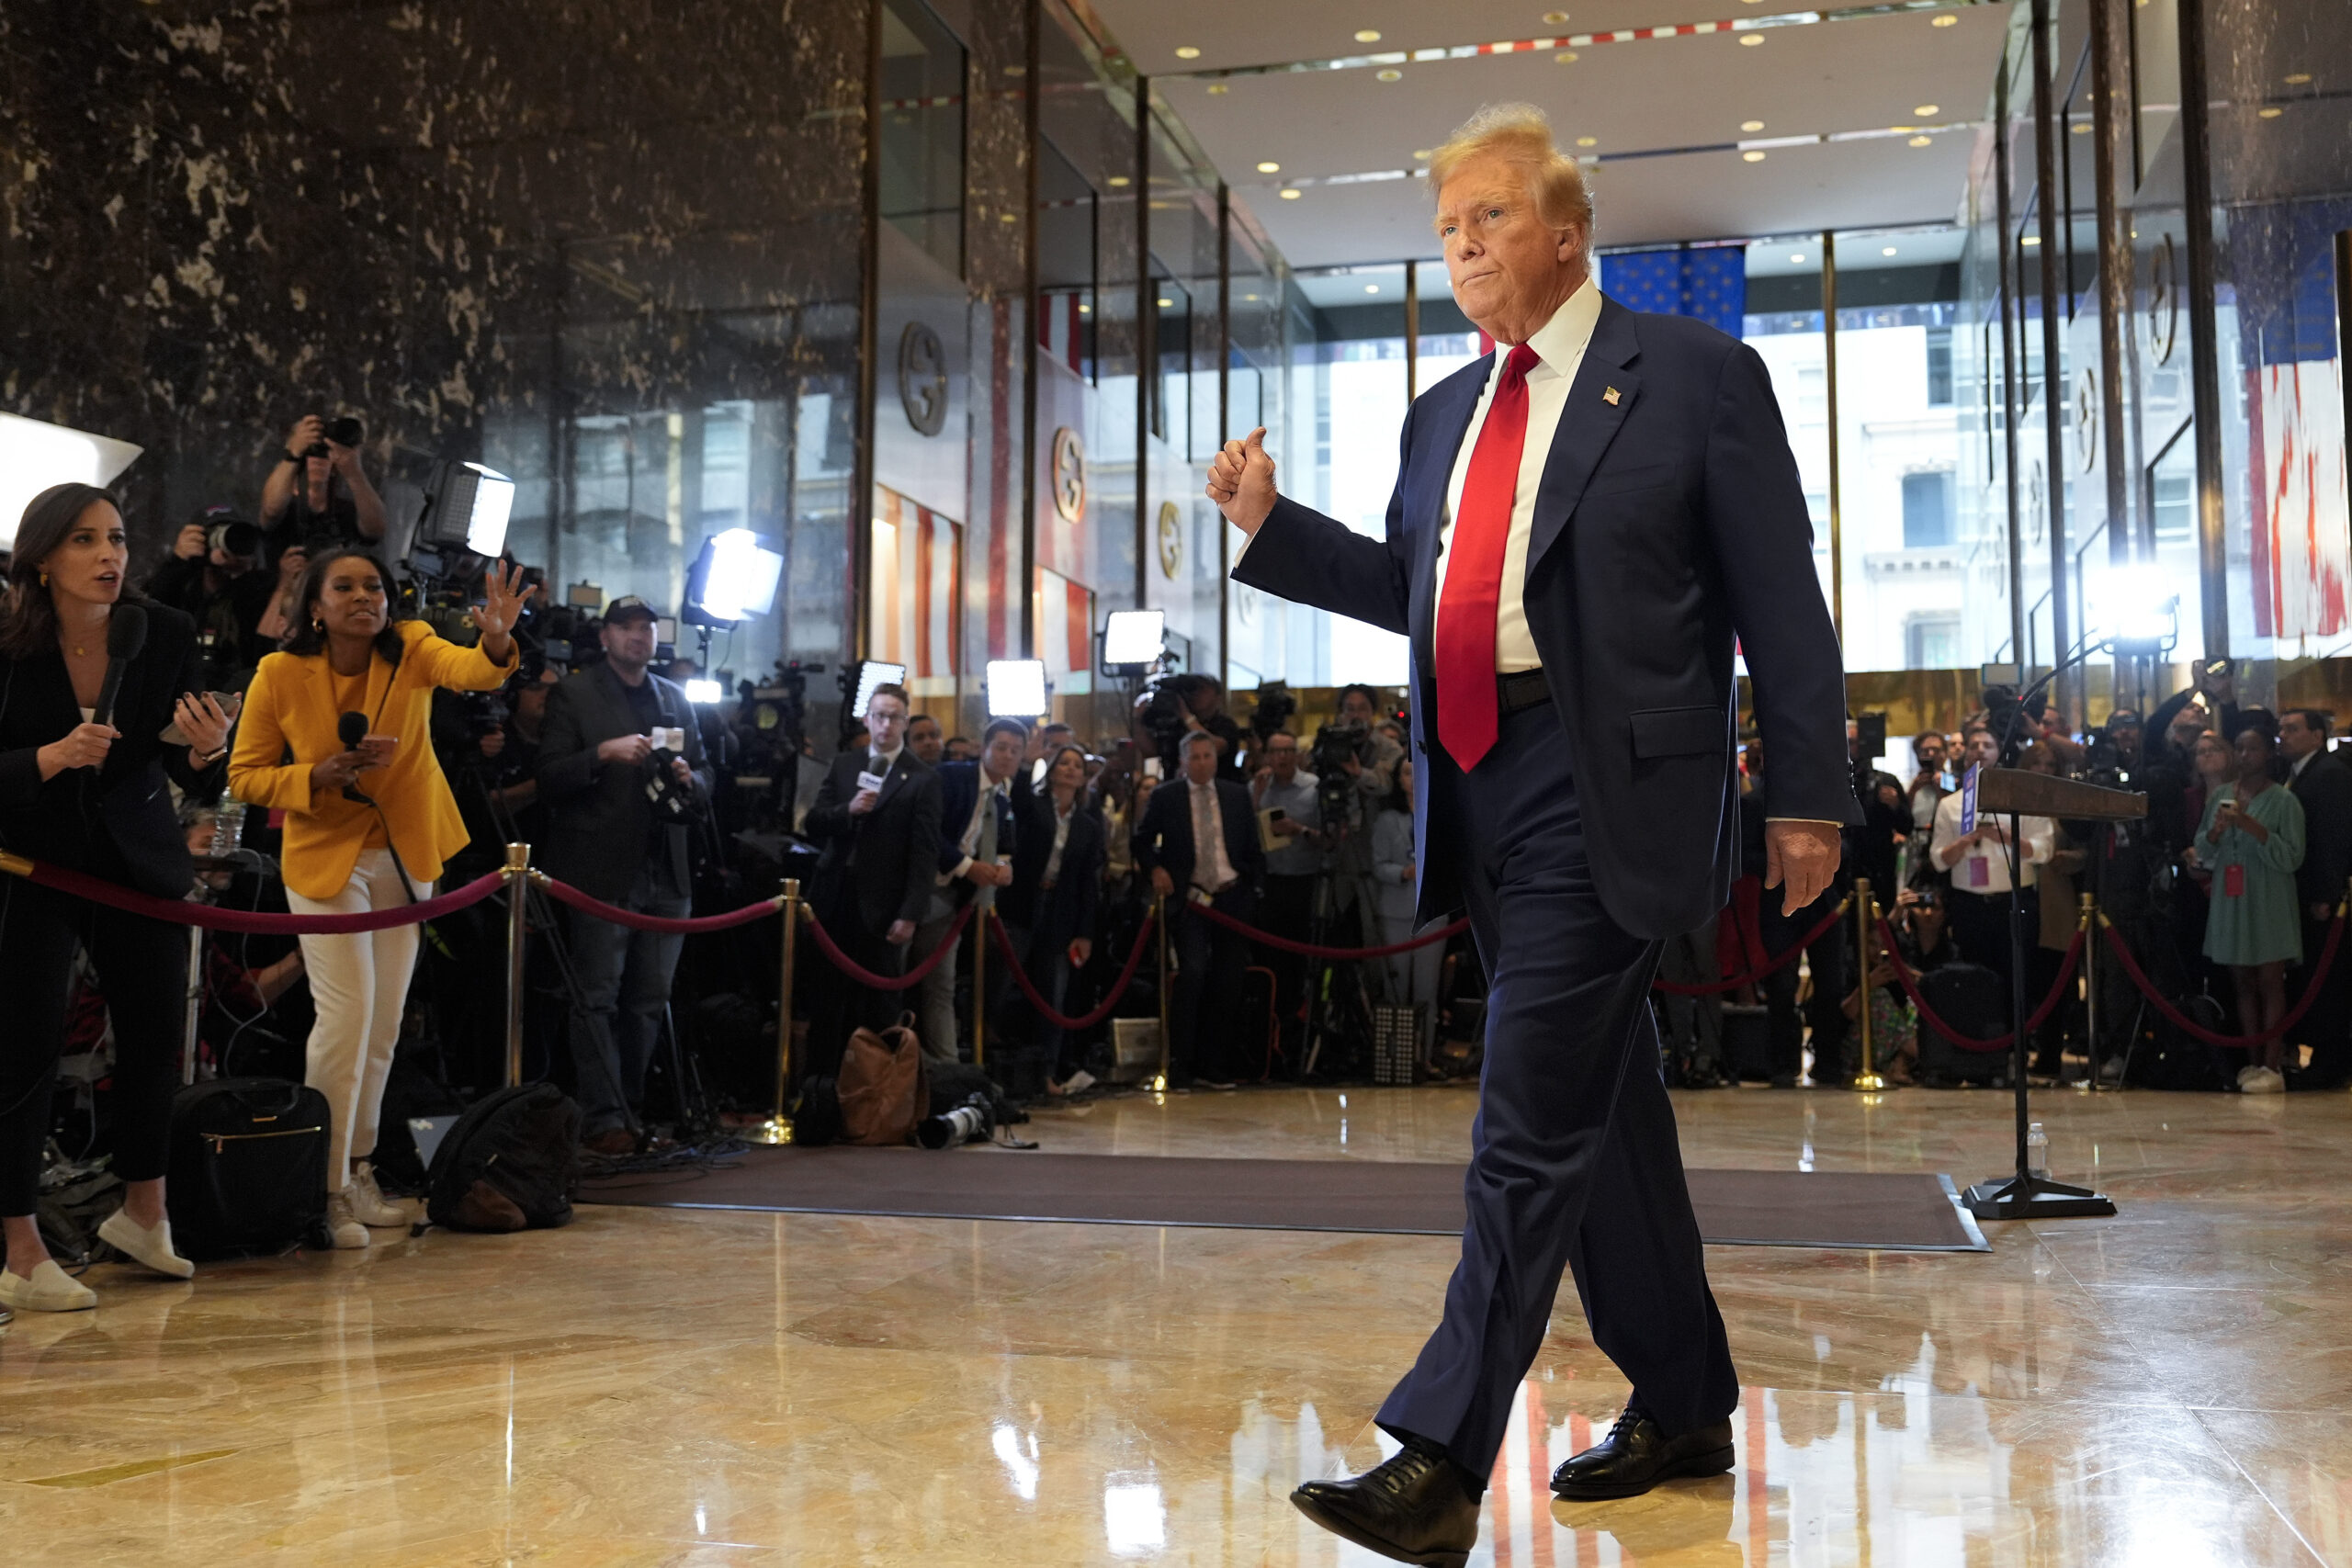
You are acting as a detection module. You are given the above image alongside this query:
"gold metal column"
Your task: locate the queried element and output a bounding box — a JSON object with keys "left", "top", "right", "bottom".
{"left": 971, "top": 908, "right": 988, "bottom": 1069}
{"left": 1850, "top": 877, "right": 1885, "bottom": 1091}
{"left": 749, "top": 878, "right": 802, "bottom": 1145}
{"left": 2078, "top": 891, "right": 2098, "bottom": 1093}
{"left": 503, "top": 841, "right": 532, "bottom": 1089}
{"left": 1154, "top": 892, "right": 1171, "bottom": 1091}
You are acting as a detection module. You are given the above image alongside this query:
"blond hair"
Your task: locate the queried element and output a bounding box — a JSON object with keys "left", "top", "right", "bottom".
{"left": 1427, "top": 103, "right": 1595, "bottom": 245}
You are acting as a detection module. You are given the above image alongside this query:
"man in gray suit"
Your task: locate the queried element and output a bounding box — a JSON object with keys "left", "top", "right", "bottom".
{"left": 537, "top": 596, "right": 711, "bottom": 1156}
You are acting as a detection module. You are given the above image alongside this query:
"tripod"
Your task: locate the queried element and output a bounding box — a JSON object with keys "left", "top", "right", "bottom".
{"left": 1299, "top": 816, "right": 1390, "bottom": 1078}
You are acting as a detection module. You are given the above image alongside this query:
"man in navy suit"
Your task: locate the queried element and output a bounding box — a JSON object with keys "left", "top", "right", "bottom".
{"left": 912, "top": 718, "right": 1025, "bottom": 1063}
{"left": 1211, "top": 105, "right": 1857, "bottom": 1564}
{"left": 1134, "top": 730, "right": 1267, "bottom": 1088}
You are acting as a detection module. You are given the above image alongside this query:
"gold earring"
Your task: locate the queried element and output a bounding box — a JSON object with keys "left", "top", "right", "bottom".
{"left": 38, "top": 571, "right": 48, "bottom": 587}
{"left": 312, "top": 618, "right": 324, "bottom": 632}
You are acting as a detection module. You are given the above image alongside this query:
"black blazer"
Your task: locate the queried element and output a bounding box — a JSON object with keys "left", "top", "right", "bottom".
{"left": 534, "top": 660, "right": 711, "bottom": 904}
{"left": 2290, "top": 750, "right": 2352, "bottom": 908}
{"left": 1233, "top": 295, "right": 1859, "bottom": 939}
{"left": 933, "top": 759, "right": 1022, "bottom": 886}
{"left": 803, "top": 747, "right": 943, "bottom": 933}
{"left": 1133, "top": 775, "right": 1265, "bottom": 896}
{"left": 1004, "top": 790, "right": 1105, "bottom": 937}
{"left": 0, "top": 603, "right": 219, "bottom": 899}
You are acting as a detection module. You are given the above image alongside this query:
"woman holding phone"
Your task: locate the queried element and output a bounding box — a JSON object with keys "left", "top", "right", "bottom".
{"left": 230, "top": 551, "right": 529, "bottom": 1247}
{"left": 2194, "top": 718, "right": 2306, "bottom": 1093}
{"left": 0, "top": 484, "right": 234, "bottom": 1311}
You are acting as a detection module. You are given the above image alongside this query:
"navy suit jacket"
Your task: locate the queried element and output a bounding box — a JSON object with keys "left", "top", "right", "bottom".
{"left": 933, "top": 760, "right": 1022, "bottom": 888}
{"left": 1231, "top": 295, "right": 1858, "bottom": 940}
{"left": 1133, "top": 775, "right": 1266, "bottom": 896}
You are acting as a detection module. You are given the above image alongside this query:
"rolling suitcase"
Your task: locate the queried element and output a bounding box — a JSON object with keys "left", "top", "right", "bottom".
{"left": 164, "top": 1077, "right": 331, "bottom": 1258}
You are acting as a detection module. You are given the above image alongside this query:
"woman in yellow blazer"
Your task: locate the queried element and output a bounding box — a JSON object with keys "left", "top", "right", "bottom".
{"left": 231, "top": 551, "right": 531, "bottom": 1247}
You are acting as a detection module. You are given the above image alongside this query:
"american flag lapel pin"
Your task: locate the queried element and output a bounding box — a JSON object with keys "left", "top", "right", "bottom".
{"left": 1602, "top": 386, "right": 1622, "bottom": 405}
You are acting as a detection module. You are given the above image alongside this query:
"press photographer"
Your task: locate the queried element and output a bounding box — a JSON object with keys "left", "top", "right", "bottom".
{"left": 260, "top": 412, "right": 388, "bottom": 555}
{"left": 535, "top": 597, "right": 711, "bottom": 1156}
{"left": 143, "top": 507, "right": 277, "bottom": 686}
{"left": 0, "top": 484, "right": 233, "bottom": 1312}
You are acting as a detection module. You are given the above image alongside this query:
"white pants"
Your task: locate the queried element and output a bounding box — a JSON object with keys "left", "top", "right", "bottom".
{"left": 289, "top": 849, "right": 431, "bottom": 1192}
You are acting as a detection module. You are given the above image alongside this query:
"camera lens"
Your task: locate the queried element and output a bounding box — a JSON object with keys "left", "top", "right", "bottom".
{"left": 325, "top": 415, "right": 365, "bottom": 447}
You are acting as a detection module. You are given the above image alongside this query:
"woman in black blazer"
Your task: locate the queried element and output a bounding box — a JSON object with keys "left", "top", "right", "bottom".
{"left": 0, "top": 484, "right": 232, "bottom": 1313}
{"left": 1004, "top": 744, "right": 1106, "bottom": 1089}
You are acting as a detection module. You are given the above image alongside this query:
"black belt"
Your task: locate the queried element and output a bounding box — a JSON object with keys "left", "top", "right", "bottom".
{"left": 1498, "top": 668, "right": 1551, "bottom": 714}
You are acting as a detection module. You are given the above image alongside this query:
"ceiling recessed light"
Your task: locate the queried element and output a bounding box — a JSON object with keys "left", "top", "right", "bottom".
{"left": 1280, "top": 187, "right": 1302, "bottom": 199}
{"left": 2022, "top": 234, "right": 2041, "bottom": 246}
{"left": 1078, "top": 303, "right": 1091, "bottom": 313}
{"left": 1743, "top": 150, "right": 1767, "bottom": 162}
{"left": 2071, "top": 121, "right": 2091, "bottom": 133}
{"left": 2257, "top": 105, "right": 2284, "bottom": 118}
{"left": 1412, "top": 150, "right": 1432, "bottom": 160}
{"left": 1882, "top": 245, "right": 1898, "bottom": 256}
{"left": 1544, "top": 10, "right": 1570, "bottom": 22}
{"left": 1931, "top": 12, "right": 1957, "bottom": 24}
{"left": 1908, "top": 134, "right": 1933, "bottom": 146}
{"left": 1791, "top": 252, "right": 1806, "bottom": 263}
{"left": 1002, "top": 64, "right": 1026, "bottom": 76}
{"left": 1740, "top": 118, "right": 1765, "bottom": 131}
{"left": 1376, "top": 68, "right": 1403, "bottom": 81}
{"left": 1107, "top": 175, "right": 1131, "bottom": 186}
{"left": 1364, "top": 284, "right": 1381, "bottom": 294}
{"left": 1555, "top": 50, "right": 1579, "bottom": 62}
{"left": 1206, "top": 84, "right": 1228, "bottom": 96}
{"left": 1575, "top": 136, "right": 1598, "bottom": 147}
{"left": 1914, "top": 104, "right": 1940, "bottom": 117}
{"left": 1739, "top": 32, "right": 1764, "bottom": 45}
{"left": 1355, "top": 28, "right": 1382, "bottom": 42}
{"left": 1174, "top": 45, "right": 1201, "bottom": 59}
{"left": 2284, "top": 73, "right": 2312, "bottom": 84}
{"left": 1243, "top": 293, "right": 1260, "bottom": 301}
{"left": 1158, "top": 297, "right": 1174, "bottom": 308}
{"left": 1256, "top": 161, "right": 1281, "bottom": 173}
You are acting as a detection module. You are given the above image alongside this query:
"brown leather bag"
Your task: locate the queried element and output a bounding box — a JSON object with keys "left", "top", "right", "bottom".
{"left": 836, "top": 1013, "right": 929, "bottom": 1146}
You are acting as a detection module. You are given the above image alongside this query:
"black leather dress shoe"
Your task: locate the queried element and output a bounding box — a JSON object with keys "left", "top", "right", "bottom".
{"left": 1291, "top": 1440, "right": 1480, "bottom": 1567}
{"left": 1551, "top": 1405, "right": 1736, "bottom": 1499}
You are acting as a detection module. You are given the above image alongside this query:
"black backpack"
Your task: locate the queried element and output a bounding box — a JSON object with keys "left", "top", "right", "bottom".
{"left": 424, "top": 1083, "right": 582, "bottom": 1232}
{"left": 164, "top": 1077, "right": 332, "bottom": 1259}
{"left": 1913, "top": 962, "right": 2011, "bottom": 1086}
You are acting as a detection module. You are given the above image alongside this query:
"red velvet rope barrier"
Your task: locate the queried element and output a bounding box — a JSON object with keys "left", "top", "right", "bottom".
{"left": 7, "top": 858, "right": 507, "bottom": 935}
{"left": 800, "top": 902, "right": 973, "bottom": 990}
{"left": 1874, "top": 918, "right": 2084, "bottom": 1052}
{"left": 1187, "top": 898, "right": 1471, "bottom": 958}
{"left": 536, "top": 874, "right": 786, "bottom": 934}
{"left": 986, "top": 909, "right": 1160, "bottom": 1032}
{"left": 1652, "top": 897, "right": 1852, "bottom": 995}
{"left": 2098, "top": 910, "right": 2346, "bottom": 1049}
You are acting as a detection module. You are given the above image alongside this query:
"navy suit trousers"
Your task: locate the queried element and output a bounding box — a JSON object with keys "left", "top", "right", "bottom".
{"left": 1378, "top": 700, "right": 1739, "bottom": 1474}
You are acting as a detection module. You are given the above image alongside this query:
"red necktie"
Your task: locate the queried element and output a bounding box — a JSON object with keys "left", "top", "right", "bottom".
{"left": 1435, "top": 342, "right": 1541, "bottom": 771}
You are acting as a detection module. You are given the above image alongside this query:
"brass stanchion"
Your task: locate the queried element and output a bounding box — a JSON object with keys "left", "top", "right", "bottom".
{"left": 747, "top": 879, "right": 801, "bottom": 1146}
{"left": 1153, "top": 890, "right": 1171, "bottom": 1091}
{"left": 2078, "top": 891, "right": 2099, "bottom": 1092}
{"left": 503, "top": 842, "right": 531, "bottom": 1089}
{"left": 971, "top": 906, "right": 988, "bottom": 1069}
{"left": 1850, "top": 876, "right": 1886, "bottom": 1091}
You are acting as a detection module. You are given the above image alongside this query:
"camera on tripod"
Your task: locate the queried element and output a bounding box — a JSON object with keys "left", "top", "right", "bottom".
{"left": 1311, "top": 719, "right": 1374, "bottom": 825}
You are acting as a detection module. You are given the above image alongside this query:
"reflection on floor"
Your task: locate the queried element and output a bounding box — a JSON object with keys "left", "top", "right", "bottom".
{"left": 2, "top": 1083, "right": 2346, "bottom": 1565}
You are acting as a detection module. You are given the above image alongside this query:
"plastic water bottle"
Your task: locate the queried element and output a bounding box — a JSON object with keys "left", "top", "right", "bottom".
{"left": 209, "top": 792, "right": 244, "bottom": 859}
{"left": 2026, "top": 1122, "right": 2050, "bottom": 1180}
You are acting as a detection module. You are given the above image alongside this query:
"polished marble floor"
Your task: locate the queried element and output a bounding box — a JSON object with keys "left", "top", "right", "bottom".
{"left": 4, "top": 1081, "right": 2348, "bottom": 1565}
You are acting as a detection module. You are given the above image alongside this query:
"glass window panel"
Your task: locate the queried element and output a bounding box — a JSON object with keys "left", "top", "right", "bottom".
{"left": 877, "top": 0, "right": 965, "bottom": 277}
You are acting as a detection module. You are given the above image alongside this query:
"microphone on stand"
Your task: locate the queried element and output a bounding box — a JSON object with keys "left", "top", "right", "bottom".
{"left": 89, "top": 603, "right": 148, "bottom": 731}
{"left": 336, "top": 710, "right": 378, "bottom": 806}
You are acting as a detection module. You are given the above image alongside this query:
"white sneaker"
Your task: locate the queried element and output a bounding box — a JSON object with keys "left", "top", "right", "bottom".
{"left": 324, "top": 1189, "right": 371, "bottom": 1249}
{"left": 1060, "top": 1069, "right": 1096, "bottom": 1097}
{"left": 2242, "top": 1066, "right": 2286, "bottom": 1095}
{"left": 97, "top": 1210, "right": 195, "bottom": 1280}
{"left": 349, "top": 1162, "right": 408, "bottom": 1228}
{"left": 0, "top": 1259, "right": 98, "bottom": 1313}
{"left": 2237, "top": 1064, "right": 2261, "bottom": 1089}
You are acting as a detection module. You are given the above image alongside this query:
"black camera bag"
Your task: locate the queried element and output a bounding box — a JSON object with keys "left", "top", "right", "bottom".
{"left": 164, "top": 1077, "right": 332, "bottom": 1259}
{"left": 425, "top": 1083, "right": 581, "bottom": 1232}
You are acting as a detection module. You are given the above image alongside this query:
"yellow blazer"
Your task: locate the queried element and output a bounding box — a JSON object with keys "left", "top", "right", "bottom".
{"left": 230, "top": 621, "right": 515, "bottom": 901}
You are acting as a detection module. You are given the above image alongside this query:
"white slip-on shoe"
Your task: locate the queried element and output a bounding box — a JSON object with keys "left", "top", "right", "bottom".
{"left": 324, "top": 1190, "right": 371, "bottom": 1250}
{"left": 349, "top": 1162, "right": 407, "bottom": 1228}
{"left": 2243, "top": 1066, "right": 2286, "bottom": 1095}
{"left": 0, "top": 1259, "right": 98, "bottom": 1313}
{"left": 96, "top": 1211, "right": 195, "bottom": 1280}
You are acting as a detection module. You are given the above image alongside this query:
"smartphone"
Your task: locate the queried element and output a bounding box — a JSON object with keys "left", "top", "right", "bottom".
{"left": 1268, "top": 807, "right": 1288, "bottom": 824}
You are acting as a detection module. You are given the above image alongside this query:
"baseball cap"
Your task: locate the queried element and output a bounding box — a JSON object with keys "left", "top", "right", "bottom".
{"left": 604, "top": 595, "right": 659, "bottom": 624}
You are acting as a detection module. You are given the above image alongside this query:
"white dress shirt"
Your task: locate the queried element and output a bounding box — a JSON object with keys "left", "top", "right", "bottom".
{"left": 1929, "top": 791, "right": 2054, "bottom": 895}
{"left": 1190, "top": 779, "right": 1238, "bottom": 895}
{"left": 1430, "top": 277, "right": 1604, "bottom": 675}
{"left": 942, "top": 770, "right": 1011, "bottom": 884}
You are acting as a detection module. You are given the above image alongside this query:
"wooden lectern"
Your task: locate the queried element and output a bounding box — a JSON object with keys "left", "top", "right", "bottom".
{"left": 1962, "top": 768, "right": 2145, "bottom": 1222}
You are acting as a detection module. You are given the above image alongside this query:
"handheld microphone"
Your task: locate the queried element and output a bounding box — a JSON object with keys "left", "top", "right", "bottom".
{"left": 89, "top": 604, "right": 147, "bottom": 731}
{"left": 336, "top": 710, "right": 377, "bottom": 805}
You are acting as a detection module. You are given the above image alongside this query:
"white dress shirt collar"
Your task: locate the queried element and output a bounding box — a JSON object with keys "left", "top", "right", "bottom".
{"left": 1503, "top": 276, "right": 1603, "bottom": 376}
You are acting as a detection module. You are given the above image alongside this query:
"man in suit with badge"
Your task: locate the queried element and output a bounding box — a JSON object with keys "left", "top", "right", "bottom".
{"left": 1209, "top": 103, "right": 1857, "bottom": 1564}
{"left": 802, "top": 682, "right": 942, "bottom": 1076}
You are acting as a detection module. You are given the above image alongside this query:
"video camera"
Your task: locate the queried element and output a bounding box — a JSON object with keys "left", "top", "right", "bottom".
{"left": 1311, "top": 718, "right": 1374, "bottom": 827}
{"left": 646, "top": 731, "right": 695, "bottom": 825}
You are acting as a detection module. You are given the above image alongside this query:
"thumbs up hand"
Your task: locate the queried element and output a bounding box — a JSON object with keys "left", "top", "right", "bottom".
{"left": 1207, "top": 425, "right": 1278, "bottom": 535}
